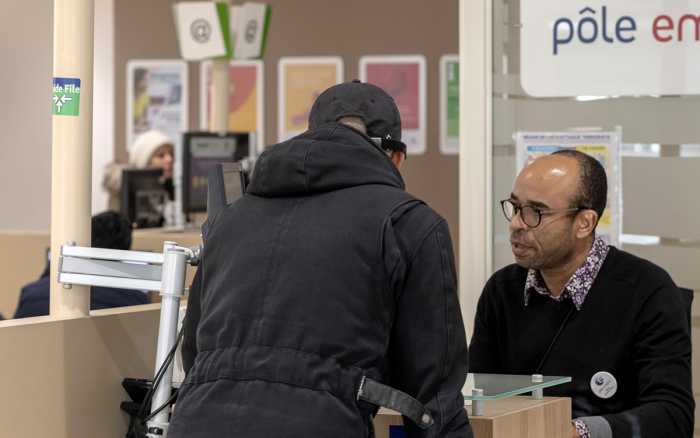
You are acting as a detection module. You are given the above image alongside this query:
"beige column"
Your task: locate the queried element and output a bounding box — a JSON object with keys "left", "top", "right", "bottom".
{"left": 50, "top": 0, "right": 95, "bottom": 317}
{"left": 459, "top": 0, "right": 493, "bottom": 338}
{"left": 210, "top": 58, "right": 229, "bottom": 132}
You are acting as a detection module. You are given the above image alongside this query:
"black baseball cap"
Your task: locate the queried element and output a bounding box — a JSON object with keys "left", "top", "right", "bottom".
{"left": 308, "top": 80, "right": 406, "bottom": 154}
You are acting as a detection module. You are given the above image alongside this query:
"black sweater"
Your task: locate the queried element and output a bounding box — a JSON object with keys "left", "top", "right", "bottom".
{"left": 469, "top": 247, "right": 694, "bottom": 437}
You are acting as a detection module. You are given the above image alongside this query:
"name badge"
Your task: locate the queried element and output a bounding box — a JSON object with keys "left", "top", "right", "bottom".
{"left": 590, "top": 371, "right": 617, "bottom": 399}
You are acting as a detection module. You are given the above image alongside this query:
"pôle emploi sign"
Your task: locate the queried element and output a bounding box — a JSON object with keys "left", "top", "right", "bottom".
{"left": 521, "top": 1, "right": 700, "bottom": 97}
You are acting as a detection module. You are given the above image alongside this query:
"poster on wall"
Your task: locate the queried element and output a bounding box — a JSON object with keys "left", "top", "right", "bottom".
{"left": 277, "top": 57, "right": 343, "bottom": 142}
{"left": 127, "top": 60, "right": 189, "bottom": 227}
{"left": 359, "top": 55, "right": 426, "bottom": 155}
{"left": 515, "top": 131, "right": 622, "bottom": 247}
{"left": 127, "top": 60, "right": 188, "bottom": 149}
{"left": 440, "top": 55, "right": 459, "bottom": 155}
{"left": 200, "top": 60, "right": 265, "bottom": 153}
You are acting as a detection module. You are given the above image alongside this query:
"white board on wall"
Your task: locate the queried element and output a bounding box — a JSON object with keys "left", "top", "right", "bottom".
{"left": 521, "top": 0, "right": 700, "bottom": 97}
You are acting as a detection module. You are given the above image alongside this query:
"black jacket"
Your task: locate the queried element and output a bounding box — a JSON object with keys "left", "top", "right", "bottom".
{"left": 169, "top": 124, "right": 472, "bottom": 438}
{"left": 469, "top": 247, "right": 694, "bottom": 437}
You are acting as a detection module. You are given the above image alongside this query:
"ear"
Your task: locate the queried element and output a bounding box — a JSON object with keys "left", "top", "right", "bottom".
{"left": 389, "top": 150, "right": 405, "bottom": 169}
{"left": 575, "top": 209, "right": 598, "bottom": 239}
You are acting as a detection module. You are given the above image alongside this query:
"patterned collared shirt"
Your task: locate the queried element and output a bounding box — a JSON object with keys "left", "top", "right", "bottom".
{"left": 524, "top": 237, "right": 610, "bottom": 311}
{"left": 573, "top": 419, "right": 592, "bottom": 438}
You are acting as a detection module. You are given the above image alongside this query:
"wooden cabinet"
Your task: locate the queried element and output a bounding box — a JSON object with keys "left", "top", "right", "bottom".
{"left": 373, "top": 396, "right": 571, "bottom": 438}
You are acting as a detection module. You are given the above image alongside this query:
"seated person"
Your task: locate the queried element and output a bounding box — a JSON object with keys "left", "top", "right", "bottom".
{"left": 469, "top": 150, "right": 694, "bottom": 438}
{"left": 102, "top": 129, "right": 175, "bottom": 212}
{"left": 14, "top": 211, "right": 149, "bottom": 318}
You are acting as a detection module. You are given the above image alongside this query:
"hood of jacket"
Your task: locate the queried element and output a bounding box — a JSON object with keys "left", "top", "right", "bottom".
{"left": 247, "top": 123, "right": 405, "bottom": 197}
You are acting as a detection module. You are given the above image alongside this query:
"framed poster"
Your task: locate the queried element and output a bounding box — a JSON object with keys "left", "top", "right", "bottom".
{"left": 277, "top": 57, "right": 343, "bottom": 142}
{"left": 359, "top": 55, "right": 427, "bottom": 155}
{"left": 200, "top": 60, "right": 265, "bottom": 153}
{"left": 126, "top": 60, "right": 188, "bottom": 149}
{"left": 127, "top": 60, "right": 189, "bottom": 227}
{"left": 440, "top": 55, "right": 459, "bottom": 155}
{"left": 515, "top": 131, "right": 622, "bottom": 247}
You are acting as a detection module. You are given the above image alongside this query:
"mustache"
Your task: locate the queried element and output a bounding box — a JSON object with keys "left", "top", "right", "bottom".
{"left": 510, "top": 231, "right": 531, "bottom": 247}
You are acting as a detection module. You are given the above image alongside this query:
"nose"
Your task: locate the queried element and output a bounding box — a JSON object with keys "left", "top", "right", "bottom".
{"left": 509, "top": 209, "right": 528, "bottom": 232}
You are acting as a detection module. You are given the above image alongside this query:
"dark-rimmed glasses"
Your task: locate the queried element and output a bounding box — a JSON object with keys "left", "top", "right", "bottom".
{"left": 500, "top": 199, "right": 586, "bottom": 228}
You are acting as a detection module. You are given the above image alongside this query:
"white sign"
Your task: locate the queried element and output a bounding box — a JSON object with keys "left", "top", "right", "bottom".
{"left": 515, "top": 131, "right": 622, "bottom": 247}
{"left": 231, "top": 2, "right": 271, "bottom": 60}
{"left": 174, "top": 2, "right": 229, "bottom": 61}
{"left": 521, "top": 1, "right": 700, "bottom": 97}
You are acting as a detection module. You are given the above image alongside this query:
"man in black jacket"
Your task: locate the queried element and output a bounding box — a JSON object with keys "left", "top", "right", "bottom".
{"left": 469, "top": 150, "right": 694, "bottom": 437}
{"left": 169, "top": 81, "right": 473, "bottom": 438}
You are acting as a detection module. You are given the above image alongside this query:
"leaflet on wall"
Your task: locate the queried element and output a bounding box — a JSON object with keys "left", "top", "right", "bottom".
{"left": 359, "top": 55, "right": 427, "bottom": 155}
{"left": 200, "top": 60, "right": 265, "bottom": 153}
{"left": 515, "top": 131, "right": 622, "bottom": 247}
{"left": 440, "top": 55, "right": 459, "bottom": 155}
{"left": 127, "top": 60, "right": 189, "bottom": 227}
{"left": 277, "top": 57, "right": 343, "bottom": 142}
{"left": 127, "top": 60, "right": 189, "bottom": 148}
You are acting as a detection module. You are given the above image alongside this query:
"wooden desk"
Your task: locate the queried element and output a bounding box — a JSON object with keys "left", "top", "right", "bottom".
{"left": 132, "top": 228, "right": 202, "bottom": 298}
{"left": 374, "top": 397, "right": 571, "bottom": 438}
{"left": 131, "top": 227, "right": 202, "bottom": 252}
{"left": 0, "top": 231, "right": 51, "bottom": 318}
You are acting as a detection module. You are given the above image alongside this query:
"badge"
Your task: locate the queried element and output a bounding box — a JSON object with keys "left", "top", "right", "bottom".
{"left": 590, "top": 371, "right": 617, "bottom": 399}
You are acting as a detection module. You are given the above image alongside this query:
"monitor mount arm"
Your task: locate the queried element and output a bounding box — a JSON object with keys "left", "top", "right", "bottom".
{"left": 58, "top": 241, "right": 201, "bottom": 438}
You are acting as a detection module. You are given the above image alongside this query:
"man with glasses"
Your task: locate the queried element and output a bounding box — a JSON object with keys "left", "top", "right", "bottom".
{"left": 469, "top": 150, "right": 693, "bottom": 438}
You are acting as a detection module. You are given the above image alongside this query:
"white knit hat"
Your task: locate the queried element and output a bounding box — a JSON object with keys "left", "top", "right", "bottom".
{"left": 128, "top": 130, "right": 173, "bottom": 168}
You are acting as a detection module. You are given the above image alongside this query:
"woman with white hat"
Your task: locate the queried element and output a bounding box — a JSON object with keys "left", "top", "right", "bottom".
{"left": 102, "top": 129, "right": 175, "bottom": 212}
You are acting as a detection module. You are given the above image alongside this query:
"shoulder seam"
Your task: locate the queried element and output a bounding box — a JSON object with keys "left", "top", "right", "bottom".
{"left": 406, "top": 218, "right": 447, "bottom": 266}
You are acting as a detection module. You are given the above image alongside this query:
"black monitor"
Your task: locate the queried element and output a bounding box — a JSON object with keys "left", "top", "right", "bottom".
{"left": 182, "top": 132, "right": 250, "bottom": 213}
{"left": 120, "top": 168, "right": 167, "bottom": 229}
{"left": 206, "top": 162, "right": 249, "bottom": 219}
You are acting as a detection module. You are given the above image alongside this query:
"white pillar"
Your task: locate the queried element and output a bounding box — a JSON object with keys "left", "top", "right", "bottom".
{"left": 92, "top": 0, "right": 115, "bottom": 214}
{"left": 459, "top": 0, "right": 492, "bottom": 339}
{"left": 210, "top": 58, "right": 229, "bottom": 132}
{"left": 50, "top": 0, "right": 95, "bottom": 317}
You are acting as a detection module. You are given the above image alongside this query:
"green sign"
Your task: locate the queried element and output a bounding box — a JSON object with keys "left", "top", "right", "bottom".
{"left": 446, "top": 61, "right": 459, "bottom": 138}
{"left": 52, "top": 77, "right": 81, "bottom": 116}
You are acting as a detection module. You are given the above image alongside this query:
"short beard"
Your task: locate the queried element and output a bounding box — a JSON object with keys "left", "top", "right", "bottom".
{"left": 516, "top": 234, "right": 576, "bottom": 272}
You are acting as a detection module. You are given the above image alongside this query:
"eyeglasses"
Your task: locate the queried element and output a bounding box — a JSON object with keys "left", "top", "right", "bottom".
{"left": 500, "top": 199, "right": 586, "bottom": 228}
